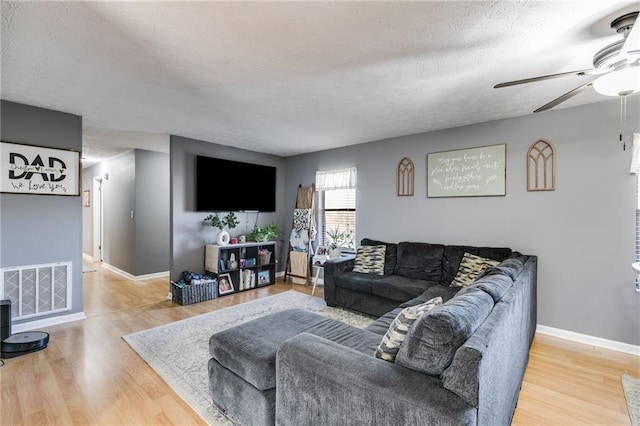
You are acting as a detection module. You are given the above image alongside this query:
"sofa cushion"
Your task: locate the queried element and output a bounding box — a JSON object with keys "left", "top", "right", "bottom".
{"left": 394, "top": 242, "right": 445, "bottom": 281}
{"left": 332, "top": 271, "right": 387, "bottom": 294}
{"left": 450, "top": 252, "right": 500, "bottom": 288}
{"left": 456, "top": 272, "right": 514, "bottom": 303}
{"left": 361, "top": 238, "right": 398, "bottom": 275}
{"left": 442, "top": 245, "right": 512, "bottom": 286}
{"left": 371, "top": 275, "right": 439, "bottom": 302}
{"left": 365, "top": 307, "right": 404, "bottom": 336}
{"left": 400, "top": 284, "right": 460, "bottom": 308}
{"left": 395, "top": 288, "right": 495, "bottom": 376}
{"left": 352, "top": 245, "right": 386, "bottom": 275}
{"left": 209, "top": 309, "right": 333, "bottom": 390}
{"left": 477, "top": 256, "right": 525, "bottom": 281}
{"left": 374, "top": 297, "right": 443, "bottom": 362}
{"left": 209, "top": 309, "right": 380, "bottom": 391}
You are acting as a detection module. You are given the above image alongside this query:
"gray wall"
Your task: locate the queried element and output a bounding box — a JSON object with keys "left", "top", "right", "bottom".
{"left": 82, "top": 149, "right": 170, "bottom": 276}
{"left": 170, "top": 135, "right": 286, "bottom": 282}
{"left": 135, "top": 149, "right": 170, "bottom": 275}
{"left": 0, "top": 100, "right": 83, "bottom": 323}
{"left": 285, "top": 97, "right": 640, "bottom": 346}
{"left": 102, "top": 151, "right": 136, "bottom": 274}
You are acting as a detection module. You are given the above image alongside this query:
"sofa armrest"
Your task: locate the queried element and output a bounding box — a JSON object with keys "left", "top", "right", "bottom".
{"left": 322, "top": 256, "right": 355, "bottom": 305}
{"left": 275, "top": 333, "right": 476, "bottom": 426}
{"left": 324, "top": 256, "right": 355, "bottom": 274}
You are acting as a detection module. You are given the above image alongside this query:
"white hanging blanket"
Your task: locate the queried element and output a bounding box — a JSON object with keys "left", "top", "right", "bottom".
{"left": 289, "top": 228, "right": 310, "bottom": 252}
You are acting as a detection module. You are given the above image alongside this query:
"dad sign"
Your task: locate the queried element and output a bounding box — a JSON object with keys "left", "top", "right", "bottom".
{"left": 0, "top": 142, "right": 80, "bottom": 196}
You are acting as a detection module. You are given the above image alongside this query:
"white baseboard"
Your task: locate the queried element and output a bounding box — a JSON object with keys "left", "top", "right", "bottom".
{"left": 101, "top": 263, "right": 169, "bottom": 281}
{"left": 12, "top": 312, "right": 86, "bottom": 333}
{"left": 536, "top": 325, "right": 640, "bottom": 356}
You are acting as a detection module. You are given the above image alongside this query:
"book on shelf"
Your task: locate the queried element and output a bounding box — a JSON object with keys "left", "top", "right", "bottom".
{"left": 240, "top": 269, "right": 256, "bottom": 290}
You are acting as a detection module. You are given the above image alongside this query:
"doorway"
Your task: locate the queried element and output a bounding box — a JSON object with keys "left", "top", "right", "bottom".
{"left": 92, "top": 177, "right": 103, "bottom": 261}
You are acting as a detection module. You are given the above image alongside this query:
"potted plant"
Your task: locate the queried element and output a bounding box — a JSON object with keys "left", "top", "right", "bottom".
{"left": 248, "top": 222, "right": 278, "bottom": 242}
{"left": 204, "top": 212, "right": 240, "bottom": 245}
{"left": 326, "top": 226, "right": 353, "bottom": 258}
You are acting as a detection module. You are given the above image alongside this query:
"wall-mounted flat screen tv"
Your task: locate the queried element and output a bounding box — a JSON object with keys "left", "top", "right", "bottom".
{"left": 196, "top": 155, "right": 276, "bottom": 212}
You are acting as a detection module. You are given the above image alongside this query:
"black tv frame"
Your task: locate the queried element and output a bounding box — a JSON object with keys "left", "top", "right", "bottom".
{"left": 195, "top": 155, "right": 276, "bottom": 212}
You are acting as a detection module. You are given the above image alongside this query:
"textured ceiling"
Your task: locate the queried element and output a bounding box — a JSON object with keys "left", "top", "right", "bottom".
{"left": 1, "top": 1, "right": 639, "bottom": 163}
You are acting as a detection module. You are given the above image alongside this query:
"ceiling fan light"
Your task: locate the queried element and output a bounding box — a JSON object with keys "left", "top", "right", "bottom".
{"left": 592, "top": 66, "right": 640, "bottom": 96}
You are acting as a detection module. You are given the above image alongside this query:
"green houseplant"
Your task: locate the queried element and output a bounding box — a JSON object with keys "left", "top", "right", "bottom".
{"left": 204, "top": 212, "right": 240, "bottom": 231}
{"left": 326, "top": 226, "right": 353, "bottom": 258}
{"left": 248, "top": 222, "right": 278, "bottom": 242}
{"left": 204, "top": 212, "right": 240, "bottom": 245}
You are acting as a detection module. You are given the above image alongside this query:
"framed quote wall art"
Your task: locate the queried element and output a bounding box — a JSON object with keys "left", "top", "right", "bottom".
{"left": 427, "top": 144, "right": 506, "bottom": 198}
{"left": 0, "top": 141, "right": 81, "bottom": 196}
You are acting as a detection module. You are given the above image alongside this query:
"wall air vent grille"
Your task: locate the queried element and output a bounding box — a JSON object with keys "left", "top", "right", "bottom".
{"left": 0, "top": 262, "right": 71, "bottom": 320}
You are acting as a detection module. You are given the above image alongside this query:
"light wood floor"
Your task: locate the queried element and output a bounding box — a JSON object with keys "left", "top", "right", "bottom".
{"left": 1, "top": 259, "right": 638, "bottom": 425}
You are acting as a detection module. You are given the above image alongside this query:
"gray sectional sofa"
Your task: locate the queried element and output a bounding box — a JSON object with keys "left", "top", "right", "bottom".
{"left": 207, "top": 238, "right": 537, "bottom": 426}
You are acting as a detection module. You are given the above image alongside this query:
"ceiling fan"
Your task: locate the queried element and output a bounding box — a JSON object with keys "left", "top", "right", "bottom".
{"left": 494, "top": 11, "right": 640, "bottom": 113}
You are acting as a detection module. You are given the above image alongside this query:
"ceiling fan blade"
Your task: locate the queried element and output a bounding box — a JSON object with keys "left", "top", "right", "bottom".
{"left": 622, "top": 13, "right": 639, "bottom": 57}
{"left": 494, "top": 69, "right": 597, "bottom": 88}
{"left": 533, "top": 74, "right": 601, "bottom": 113}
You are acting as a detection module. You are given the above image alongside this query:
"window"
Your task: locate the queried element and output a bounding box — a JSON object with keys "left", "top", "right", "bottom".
{"left": 316, "top": 167, "right": 356, "bottom": 251}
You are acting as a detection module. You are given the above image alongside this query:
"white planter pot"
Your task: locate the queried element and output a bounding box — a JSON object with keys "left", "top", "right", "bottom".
{"left": 329, "top": 248, "right": 341, "bottom": 259}
{"left": 216, "top": 229, "right": 230, "bottom": 245}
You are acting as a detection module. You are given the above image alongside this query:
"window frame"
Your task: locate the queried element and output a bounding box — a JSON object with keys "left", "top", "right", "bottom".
{"left": 315, "top": 167, "right": 357, "bottom": 252}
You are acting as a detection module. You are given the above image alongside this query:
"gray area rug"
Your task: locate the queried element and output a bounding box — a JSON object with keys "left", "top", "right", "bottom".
{"left": 123, "top": 290, "right": 374, "bottom": 425}
{"left": 623, "top": 371, "right": 640, "bottom": 426}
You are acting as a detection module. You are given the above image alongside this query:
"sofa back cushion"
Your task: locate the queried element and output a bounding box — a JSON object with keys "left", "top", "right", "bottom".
{"left": 361, "top": 238, "right": 398, "bottom": 275}
{"left": 395, "top": 288, "right": 494, "bottom": 376}
{"left": 374, "top": 296, "right": 443, "bottom": 362}
{"left": 456, "top": 272, "right": 514, "bottom": 303}
{"left": 442, "top": 245, "right": 513, "bottom": 285}
{"left": 476, "top": 255, "right": 527, "bottom": 281}
{"left": 394, "top": 242, "right": 445, "bottom": 281}
{"left": 449, "top": 252, "right": 501, "bottom": 288}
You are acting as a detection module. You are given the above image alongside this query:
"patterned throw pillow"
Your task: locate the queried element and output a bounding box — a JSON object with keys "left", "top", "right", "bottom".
{"left": 450, "top": 252, "right": 500, "bottom": 288}
{"left": 352, "top": 245, "right": 386, "bottom": 275}
{"left": 374, "top": 297, "right": 443, "bottom": 362}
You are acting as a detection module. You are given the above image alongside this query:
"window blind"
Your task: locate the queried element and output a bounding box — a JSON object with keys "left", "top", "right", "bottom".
{"left": 315, "top": 168, "right": 357, "bottom": 250}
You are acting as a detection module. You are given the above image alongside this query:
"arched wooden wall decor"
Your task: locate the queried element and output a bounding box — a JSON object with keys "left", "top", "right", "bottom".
{"left": 527, "top": 139, "right": 555, "bottom": 191}
{"left": 397, "top": 157, "right": 414, "bottom": 196}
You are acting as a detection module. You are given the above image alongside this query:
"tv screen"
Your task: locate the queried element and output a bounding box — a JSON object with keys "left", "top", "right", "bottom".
{"left": 196, "top": 156, "right": 276, "bottom": 212}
